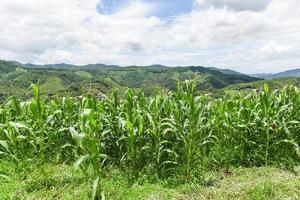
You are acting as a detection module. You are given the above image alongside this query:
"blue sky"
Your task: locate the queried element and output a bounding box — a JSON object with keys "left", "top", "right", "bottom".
{"left": 97, "top": 0, "right": 195, "bottom": 19}
{"left": 0, "top": 0, "right": 300, "bottom": 73}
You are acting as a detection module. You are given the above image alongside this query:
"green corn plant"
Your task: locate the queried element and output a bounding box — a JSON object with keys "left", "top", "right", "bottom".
{"left": 0, "top": 121, "right": 34, "bottom": 162}
{"left": 70, "top": 105, "right": 107, "bottom": 200}
{"left": 123, "top": 89, "right": 141, "bottom": 176}
{"left": 103, "top": 89, "right": 126, "bottom": 167}
{"left": 260, "top": 84, "right": 271, "bottom": 166}
{"left": 146, "top": 94, "right": 177, "bottom": 176}
{"left": 29, "top": 84, "right": 47, "bottom": 159}
{"left": 71, "top": 108, "right": 107, "bottom": 176}
{"left": 172, "top": 80, "right": 210, "bottom": 181}
{"left": 231, "top": 93, "right": 260, "bottom": 166}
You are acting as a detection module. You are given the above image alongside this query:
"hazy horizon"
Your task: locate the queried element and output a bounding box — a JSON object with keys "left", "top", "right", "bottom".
{"left": 4, "top": 60, "right": 297, "bottom": 75}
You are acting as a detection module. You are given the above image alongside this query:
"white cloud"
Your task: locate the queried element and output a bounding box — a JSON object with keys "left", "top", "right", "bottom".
{"left": 259, "top": 41, "right": 292, "bottom": 56}
{"left": 196, "top": 0, "right": 272, "bottom": 12}
{"left": 0, "top": 0, "right": 300, "bottom": 73}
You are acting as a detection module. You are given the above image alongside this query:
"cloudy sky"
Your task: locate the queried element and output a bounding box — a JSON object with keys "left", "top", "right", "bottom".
{"left": 0, "top": 0, "right": 300, "bottom": 73}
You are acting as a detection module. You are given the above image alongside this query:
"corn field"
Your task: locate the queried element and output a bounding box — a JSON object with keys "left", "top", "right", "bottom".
{"left": 1, "top": 80, "right": 300, "bottom": 197}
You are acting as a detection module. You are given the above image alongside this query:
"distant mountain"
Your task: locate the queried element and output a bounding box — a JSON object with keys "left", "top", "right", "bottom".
{"left": 251, "top": 68, "right": 300, "bottom": 79}
{"left": 25, "top": 63, "right": 76, "bottom": 69}
{"left": 0, "top": 60, "right": 260, "bottom": 101}
{"left": 0, "top": 60, "right": 22, "bottom": 72}
{"left": 146, "top": 64, "right": 168, "bottom": 71}
{"left": 25, "top": 63, "right": 120, "bottom": 70}
{"left": 250, "top": 73, "right": 273, "bottom": 79}
{"left": 207, "top": 67, "right": 243, "bottom": 75}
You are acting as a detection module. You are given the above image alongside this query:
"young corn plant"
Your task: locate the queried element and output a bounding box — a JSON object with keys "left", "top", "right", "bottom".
{"left": 146, "top": 94, "right": 177, "bottom": 177}
{"left": 105, "top": 89, "right": 127, "bottom": 167}
{"left": 123, "top": 89, "right": 149, "bottom": 177}
{"left": 29, "top": 84, "right": 47, "bottom": 160}
{"left": 70, "top": 98, "right": 107, "bottom": 199}
{"left": 172, "top": 80, "right": 210, "bottom": 181}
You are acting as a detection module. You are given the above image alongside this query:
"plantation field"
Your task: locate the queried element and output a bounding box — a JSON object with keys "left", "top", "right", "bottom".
{"left": 1, "top": 80, "right": 300, "bottom": 199}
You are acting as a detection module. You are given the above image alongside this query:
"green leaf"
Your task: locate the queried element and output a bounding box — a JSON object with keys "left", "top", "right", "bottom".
{"left": 263, "top": 83, "right": 269, "bottom": 94}
{"left": 0, "top": 173, "right": 10, "bottom": 181}
{"left": 92, "top": 176, "right": 101, "bottom": 200}
{"left": 0, "top": 140, "right": 9, "bottom": 152}
{"left": 74, "top": 155, "right": 88, "bottom": 171}
{"left": 9, "top": 122, "right": 28, "bottom": 129}
{"left": 16, "top": 135, "right": 27, "bottom": 141}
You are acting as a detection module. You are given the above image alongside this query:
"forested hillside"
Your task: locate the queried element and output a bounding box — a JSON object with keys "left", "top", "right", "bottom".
{"left": 0, "top": 60, "right": 259, "bottom": 101}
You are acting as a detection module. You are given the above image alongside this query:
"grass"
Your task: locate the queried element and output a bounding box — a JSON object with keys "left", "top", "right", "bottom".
{"left": 1, "top": 161, "right": 299, "bottom": 200}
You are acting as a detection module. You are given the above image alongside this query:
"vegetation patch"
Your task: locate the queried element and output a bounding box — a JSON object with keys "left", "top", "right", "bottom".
{"left": 0, "top": 162, "right": 299, "bottom": 200}
{"left": 0, "top": 79, "right": 299, "bottom": 199}
{"left": 75, "top": 71, "right": 93, "bottom": 79}
{"left": 40, "top": 76, "right": 66, "bottom": 95}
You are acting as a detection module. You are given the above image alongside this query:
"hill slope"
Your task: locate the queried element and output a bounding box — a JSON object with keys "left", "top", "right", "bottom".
{"left": 224, "top": 77, "right": 300, "bottom": 94}
{"left": 207, "top": 67, "right": 243, "bottom": 75}
{"left": 0, "top": 60, "right": 259, "bottom": 101}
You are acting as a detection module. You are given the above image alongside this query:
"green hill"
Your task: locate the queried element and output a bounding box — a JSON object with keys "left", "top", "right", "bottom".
{"left": 0, "top": 60, "right": 260, "bottom": 101}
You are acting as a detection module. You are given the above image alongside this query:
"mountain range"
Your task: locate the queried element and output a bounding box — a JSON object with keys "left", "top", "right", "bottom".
{"left": 2, "top": 59, "right": 300, "bottom": 101}
{"left": 250, "top": 68, "right": 300, "bottom": 79}
{"left": 0, "top": 60, "right": 259, "bottom": 101}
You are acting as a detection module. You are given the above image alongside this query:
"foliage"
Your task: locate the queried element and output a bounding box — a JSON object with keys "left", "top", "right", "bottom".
{"left": 0, "top": 60, "right": 259, "bottom": 101}
{"left": 1, "top": 80, "right": 300, "bottom": 198}
{"left": 224, "top": 77, "right": 300, "bottom": 94}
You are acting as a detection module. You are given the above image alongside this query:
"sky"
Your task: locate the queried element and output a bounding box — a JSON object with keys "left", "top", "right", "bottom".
{"left": 0, "top": 0, "right": 300, "bottom": 73}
